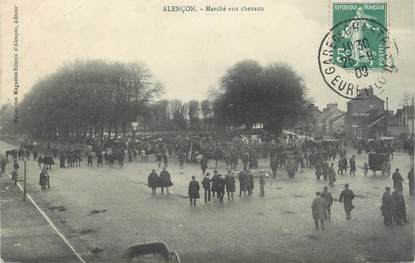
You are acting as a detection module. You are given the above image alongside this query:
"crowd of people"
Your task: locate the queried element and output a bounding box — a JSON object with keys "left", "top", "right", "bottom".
{"left": 1, "top": 133, "right": 413, "bottom": 231}
{"left": 147, "top": 167, "right": 267, "bottom": 206}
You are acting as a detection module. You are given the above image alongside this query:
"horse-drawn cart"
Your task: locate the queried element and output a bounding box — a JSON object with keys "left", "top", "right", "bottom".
{"left": 368, "top": 153, "right": 390, "bottom": 176}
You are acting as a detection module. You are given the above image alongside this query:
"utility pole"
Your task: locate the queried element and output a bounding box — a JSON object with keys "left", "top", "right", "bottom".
{"left": 386, "top": 97, "right": 389, "bottom": 137}
{"left": 23, "top": 157, "right": 27, "bottom": 201}
{"left": 412, "top": 97, "right": 414, "bottom": 138}
{"left": 412, "top": 97, "right": 414, "bottom": 169}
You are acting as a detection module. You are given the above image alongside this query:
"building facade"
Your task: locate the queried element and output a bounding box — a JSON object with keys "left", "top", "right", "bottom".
{"left": 388, "top": 105, "right": 415, "bottom": 138}
{"left": 313, "top": 103, "right": 345, "bottom": 137}
{"left": 345, "top": 89, "right": 386, "bottom": 141}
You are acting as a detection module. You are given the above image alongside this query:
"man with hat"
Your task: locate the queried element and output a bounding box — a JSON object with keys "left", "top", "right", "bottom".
{"left": 225, "top": 170, "right": 236, "bottom": 200}
{"left": 339, "top": 183, "right": 355, "bottom": 220}
{"left": 311, "top": 192, "right": 328, "bottom": 230}
{"left": 380, "top": 187, "right": 393, "bottom": 226}
{"left": 247, "top": 170, "right": 254, "bottom": 196}
{"left": 147, "top": 169, "right": 160, "bottom": 195}
{"left": 392, "top": 168, "right": 404, "bottom": 191}
{"left": 392, "top": 188, "right": 407, "bottom": 225}
{"left": 160, "top": 167, "right": 173, "bottom": 195}
{"left": 349, "top": 155, "right": 356, "bottom": 175}
{"left": 216, "top": 173, "right": 226, "bottom": 203}
{"left": 188, "top": 176, "right": 200, "bottom": 206}
{"left": 201, "top": 172, "right": 211, "bottom": 203}
{"left": 238, "top": 169, "right": 248, "bottom": 197}
{"left": 320, "top": 186, "right": 333, "bottom": 221}
{"left": 328, "top": 163, "right": 336, "bottom": 188}
{"left": 211, "top": 170, "right": 219, "bottom": 198}
{"left": 200, "top": 155, "right": 208, "bottom": 175}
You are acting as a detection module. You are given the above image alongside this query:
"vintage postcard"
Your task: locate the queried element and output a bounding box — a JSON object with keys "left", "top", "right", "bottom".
{"left": 0, "top": 0, "right": 414, "bottom": 263}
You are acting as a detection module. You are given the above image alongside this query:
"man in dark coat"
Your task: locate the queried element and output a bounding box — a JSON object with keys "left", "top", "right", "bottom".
{"left": 315, "top": 162, "right": 322, "bottom": 180}
{"left": 270, "top": 157, "right": 278, "bottom": 179}
{"left": 248, "top": 151, "right": 256, "bottom": 169}
{"left": 392, "top": 189, "right": 407, "bottom": 225}
{"left": 259, "top": 171, "right": 266, "bottom": 197}
{"left": 200, "top": 156, "right": 208, "bottom": 175}
{"left": 97, "top": 151, "right": 103, "bottom": 167}
{"left": 311, "top": 192, "right": 328, "bottom": 230}
{"left": 322, "top": 160, "right": 329, "bottom": 181}
{"left": 39, "top": 168, "right": 47, "bottom": 191}
{"left": 225, "top": 171, "right": 236, "bottom": 200}
{"left": 59, "top": 153, "right": 66, "bottom": 168}
{"left": 339, "top": 183, "right": 355, "bottom": 220}
{"left": 286, "top": 157, "right": 297, "bottom": 179}
{"left": 320, "top": 186, "right": 333, "bottom": 221}
{"left": 108, "top": 152, "right": 114, "bottom": 168}
{"left": 201, "top": 172, "right": 211, "bottom": 203}
{"left": 349, "top": 155, "right": 356, "bottom": 175}
{"left": 408, "top": 167, "right": 414, "bottom": 195}
{"left": 43, "top": 155, "right": 54, "bottom": 170}
{"left": 242, "top": 152, "right": 249, "bottom": 171}
{"left": 147, "top": 169, "right": 160, "bottom": 195}
{"left": 337, "top": 158, "right": 343, "bottom": 175}
{"left": 87, "top": 152, "right": 93, "bottom": 167}
{"left": 188, "top": 176, "right": 200, "bottom": 206}
{"left": 238, "top": 170, "right": 248, "bottom": 197}
{"left": 392, "top": 168, "right": 404, "bottom": 191}
{"left": 160, "top": 168, "right": 173, "bottom": 195}
{"left": 155, "top": 150, "right": 162, "bottom": 168}
{"left": 380, "top": 187, "right": 393, "bottom": 226}
{"left": 216, "top": 174, "right": 226, "bottom": 203}
{"left": 247, "top": 171, "right": 254, "bottom": 196}
{"left": 178, "top": 151, "right": 185, "bottom": 168}
{"left": 231, "top": 152, "right": 239, "bottom": 170}
{"left": 339, "top": 156, "right": 348, "bottom": 175}
{"left": 12, "top": 168, "right": 18, "bottom": 185}
{"left": 37, "top": 155, "right": 43, "bottom": 168}
{"left": 328, "top": 163, "right": 336, "bottom": 187}
{"left": 162, "top": 152, "right": 169, "bottom": 168}
{"left": 211, "top": 170, "right": 219, "bottom": 198}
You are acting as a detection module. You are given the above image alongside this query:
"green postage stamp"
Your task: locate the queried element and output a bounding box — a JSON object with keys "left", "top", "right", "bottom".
{"left": 318, "top": 0, "right": 398, "bottom": 99}
{"left": 332, "top": 2, "right": 387, "bottom": 70}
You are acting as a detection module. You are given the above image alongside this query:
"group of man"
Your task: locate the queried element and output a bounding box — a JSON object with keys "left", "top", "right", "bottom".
{"left": 190, "top": 169, "right": 266, "bottom": 206}
{"left": 311, "top": 184, "right": 355, "bottom": 230}
{"left": 380, "top": 186, "right": 408, "bottom": 226}
{"left": 147, "top": 165, "right": 268, "bottom": 206}
{"left": 312, "top": 166, "right": 413, "bottom": 231}
{"left": 379, "top": 167, "right": 413, "bottom": 226}
{"left": 147, "top": 168, "right": 174, "bottom": 195}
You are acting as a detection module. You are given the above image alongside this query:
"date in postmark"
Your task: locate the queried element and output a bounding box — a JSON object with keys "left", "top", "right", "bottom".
{"left": 318, "top": 1, "right": 398, "bottom": 100}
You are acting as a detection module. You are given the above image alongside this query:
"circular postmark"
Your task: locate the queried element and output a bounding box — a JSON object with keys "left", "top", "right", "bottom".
{"left": 318, "top": 17, "right": 398, "bottom": 100}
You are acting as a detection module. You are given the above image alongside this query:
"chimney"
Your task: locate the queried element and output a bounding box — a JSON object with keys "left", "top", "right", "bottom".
{"left": 358, "top": 88, "right": 374, "bottom": 96}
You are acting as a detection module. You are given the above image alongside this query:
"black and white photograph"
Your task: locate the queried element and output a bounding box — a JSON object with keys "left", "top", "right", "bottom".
{"left": 0, "top": 0, "right": 414, "bottom": 262}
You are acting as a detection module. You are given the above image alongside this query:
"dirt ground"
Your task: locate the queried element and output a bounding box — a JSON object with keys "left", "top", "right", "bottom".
{"left": 0, "top": 140, "right": 413, "bottom": 263}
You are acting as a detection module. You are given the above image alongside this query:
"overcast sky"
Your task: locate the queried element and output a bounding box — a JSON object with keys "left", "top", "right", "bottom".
{"left": 0, "top": 0, "right": 414, "bottom": 110}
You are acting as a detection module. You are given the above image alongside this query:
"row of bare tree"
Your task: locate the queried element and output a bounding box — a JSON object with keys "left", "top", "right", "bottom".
{"left": 0, "top": 59, "right": 314, "bottom": 141}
